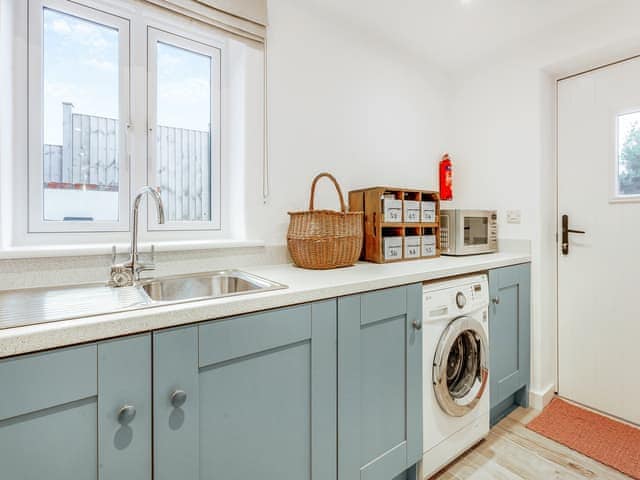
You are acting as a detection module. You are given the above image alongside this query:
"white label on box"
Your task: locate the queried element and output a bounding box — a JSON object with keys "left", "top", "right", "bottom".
{"left": 406, "top": 210, "right": 420, "bottom": 222}
{"left": 422, "top": 211, "right": 436, "bottom": 223}
{"left": 422, "top": 235, "right": 436, "bottom": 257}
{"left": 384, "top": 237, "right": 403, "bottom": 260}
{"left": 383, "top": 199, "right": 402, "bottom": 222}
{"left": 404, "top": 201, "right": 420, "bottom": 223}
{"left": 421, "top": 201, "right": 436, "bottom": 222}
{"left": 422, "top": 244, "right": 436, "bottom": 257}
{"left": 386, "top": 246, "right": 402, "bottom": 259}
{"left": 405, "top": 236, "right": 421, "bottom": 258}
{"left": 421, "top": 234, "right": 435, "bottom": 257}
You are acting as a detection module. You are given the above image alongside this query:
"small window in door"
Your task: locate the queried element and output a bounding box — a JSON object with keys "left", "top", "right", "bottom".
{"left": 616, "top": 111, "right": 640, "bottom": 196}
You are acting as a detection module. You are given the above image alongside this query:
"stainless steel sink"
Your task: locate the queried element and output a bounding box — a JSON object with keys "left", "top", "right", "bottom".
{"left": 0, "top": 270, "right": 286, "bottom": 330}
{"left": 139, "top": 270, "right": 285, "bottom": 303}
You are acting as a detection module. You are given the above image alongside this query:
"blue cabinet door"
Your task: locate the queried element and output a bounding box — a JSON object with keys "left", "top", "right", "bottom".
{"left": 153, "top": 300, "right": 337, "bottom": 480}
{"left": 98, "top": 334, "right": 153, "bottom": 480}
{"left": 338, "top": 284, "right": 422, "bottom": 480}
{"left": 489, "top": 263, "right": 531, "bottom": 425}
{"left": 0, "top": 334, "right": 152, "bottom": 480}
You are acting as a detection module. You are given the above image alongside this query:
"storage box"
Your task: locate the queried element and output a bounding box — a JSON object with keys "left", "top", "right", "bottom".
{"left": 383, "top": 236, "right": 403, "bottom": 260}
{"left": 421, "top": 201, "right": 436, "bottom": 223}
{"left": 422, "top": 235, "right": 436, "bottom": 257}
{"left": 405, "top": 236, "right": 421, "bottom": 258}
{"left": 348, "top": 187, "right": 440, "bottom": 263}
{"left": 404, "top": 201, "right": 421, "bottom": 223}
{"left": 382, "top": 198, "right": 402, "bottom": 222}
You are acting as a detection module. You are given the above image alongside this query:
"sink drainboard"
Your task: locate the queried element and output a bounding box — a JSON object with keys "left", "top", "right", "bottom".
{"left": 0, "top": 270, "right": 286, "bottom": 330}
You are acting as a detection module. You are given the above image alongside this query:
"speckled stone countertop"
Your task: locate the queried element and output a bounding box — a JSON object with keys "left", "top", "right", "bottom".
{"left": 0, "top": 252, "right": 530, "bottom": 358}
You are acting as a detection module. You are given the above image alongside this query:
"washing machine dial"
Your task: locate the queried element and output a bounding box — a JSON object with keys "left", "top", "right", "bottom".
{"left": 455, "top": 291, "right": 467, "bottom": 309}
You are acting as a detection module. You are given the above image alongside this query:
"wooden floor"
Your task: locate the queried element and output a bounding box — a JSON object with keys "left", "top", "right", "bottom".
{"left": 433, "top": 407, "right": 632, "bottom": 480}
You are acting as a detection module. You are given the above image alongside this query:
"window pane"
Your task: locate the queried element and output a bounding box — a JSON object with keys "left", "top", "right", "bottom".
{"left": 155, "top": 41, "right": 212, "bottom": 222}
{"left": 42, "top": 8, "right": 119, "bottom": 222}
{"left": 617, "top": 111, "right": 640, "bottom": 196}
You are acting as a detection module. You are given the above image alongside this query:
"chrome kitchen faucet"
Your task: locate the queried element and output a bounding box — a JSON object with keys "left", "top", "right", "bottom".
{"left": 110, "top": 186, "right": 166, "bottom": 287}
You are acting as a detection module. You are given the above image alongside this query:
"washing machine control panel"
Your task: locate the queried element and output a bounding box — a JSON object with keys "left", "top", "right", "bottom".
{"left": 454, "top": 283, "right": 487, "bottom": 312}
{"left": 423, "top": 275, "right": 489, "bottom": 320}
{"left": 455, "top": 292, "right": 467, "bottom": 309}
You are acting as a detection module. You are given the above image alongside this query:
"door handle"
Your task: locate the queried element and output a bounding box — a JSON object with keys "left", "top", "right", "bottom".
{"left": 171, "top": 390, "right": 187, "bottom": 408}
{"left": 117, "top": 405, "right": 137, "bottom": 425}
{"left": 561, "top": 214, "right": 585, "bottom": 255}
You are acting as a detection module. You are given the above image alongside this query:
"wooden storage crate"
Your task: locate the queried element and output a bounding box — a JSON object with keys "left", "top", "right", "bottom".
{"left": 349, "top": 187, "right": 440, "bottom": 263}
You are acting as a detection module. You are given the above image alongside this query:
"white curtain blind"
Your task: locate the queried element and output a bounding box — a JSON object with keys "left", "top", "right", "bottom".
{"left": 197, "top": 0, "right": 266, "bottom": 25}
{"left": 144, "top": 0, "right": 267, "bottom": 41}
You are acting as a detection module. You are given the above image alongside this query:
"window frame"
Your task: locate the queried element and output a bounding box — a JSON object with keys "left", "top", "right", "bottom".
{"left": 611, "top": 107, "right": 640, "bottom": 203}
{"left": 7, "top": 0, "right": 257, "bottom": 251}
{"left": 27, "top": 0, "right": 132, "bottom": 233}
{"left": 146, "top": 26, "right": 222, "bottom": 231}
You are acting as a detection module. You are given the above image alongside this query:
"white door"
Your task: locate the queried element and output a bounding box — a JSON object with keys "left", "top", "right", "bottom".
{"left": 558, "top": 57, "right": 640, "bottom": 425}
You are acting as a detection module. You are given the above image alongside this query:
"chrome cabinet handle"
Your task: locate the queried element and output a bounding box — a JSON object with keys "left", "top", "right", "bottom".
{"left": 171, "top": 390, "right": 187, "bottom": 408}
{"left": 412, "top": 320, "right": 422, "bottom": 330}
{"left": 117, "top": 405, "right": 136, "bottom": 425}
{"left": 492, "top": 297, "right": 500, "bottom": 305}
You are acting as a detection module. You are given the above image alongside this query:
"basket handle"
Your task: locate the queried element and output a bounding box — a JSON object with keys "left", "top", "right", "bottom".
{"left": 309, "top": 172, "right": 347, "bottom": 212}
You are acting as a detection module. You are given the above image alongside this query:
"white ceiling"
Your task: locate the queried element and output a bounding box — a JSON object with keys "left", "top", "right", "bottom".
{"left": 308, "top": 0, "right": 612, "bottom": 73}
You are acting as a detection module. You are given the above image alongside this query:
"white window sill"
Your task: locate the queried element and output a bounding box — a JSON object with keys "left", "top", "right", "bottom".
{"left": 0, "top": 239, "right": 266, "bottom": 260}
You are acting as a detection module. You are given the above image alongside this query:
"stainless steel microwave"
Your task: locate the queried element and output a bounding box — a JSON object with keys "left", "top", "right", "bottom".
{"left": 440, "top": 209, "right": 497, "bottom": 256}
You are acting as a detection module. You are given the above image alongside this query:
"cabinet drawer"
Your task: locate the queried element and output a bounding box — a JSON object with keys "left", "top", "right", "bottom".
{"left": 198, "top": 304, "right": 312, "bottom": 367}
{"left": 0, "top": 344, "right": 97, "bottom": 421}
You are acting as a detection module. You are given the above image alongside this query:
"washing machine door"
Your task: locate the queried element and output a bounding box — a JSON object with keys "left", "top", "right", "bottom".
{"left": 433, "top": 315, "right": 488, "bottom": 417}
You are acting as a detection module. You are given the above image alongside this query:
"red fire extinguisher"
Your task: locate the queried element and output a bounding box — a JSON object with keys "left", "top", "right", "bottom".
{"left": 439, "top": 153, "right": 453, "bottom": 201}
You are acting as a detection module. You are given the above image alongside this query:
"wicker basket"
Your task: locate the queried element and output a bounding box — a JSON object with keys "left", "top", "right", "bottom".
{"left": 287, "top": 173, "right": 363, "bottom": 269}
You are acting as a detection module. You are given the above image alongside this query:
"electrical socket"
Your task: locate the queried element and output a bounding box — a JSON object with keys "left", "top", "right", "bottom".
{"left": 506, "top": 210, "right": 521, "bottom": 224}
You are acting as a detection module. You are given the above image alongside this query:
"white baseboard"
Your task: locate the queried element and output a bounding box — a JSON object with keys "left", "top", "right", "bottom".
{"left": 529, "top": 384, "right": 555, "bottom": 411}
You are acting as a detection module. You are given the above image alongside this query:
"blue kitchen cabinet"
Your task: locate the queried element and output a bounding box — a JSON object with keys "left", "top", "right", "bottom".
{"left": 488, "top": 263, "right": 531, "bottom": 426}
{"left": 153, "top": 300, "right": 337, "bottom": 480}
{"left": 0, "top": 334, "right": 152, "bottom": 480}
{"left": 338, "top": 284, "right": 422, "bottom": 480}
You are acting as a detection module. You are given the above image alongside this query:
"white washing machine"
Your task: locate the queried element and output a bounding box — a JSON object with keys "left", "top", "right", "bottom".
{"left": 420, "top": 274, "right": 490, "bottom": 479}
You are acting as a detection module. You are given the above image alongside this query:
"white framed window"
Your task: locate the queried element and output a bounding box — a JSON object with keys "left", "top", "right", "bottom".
{"left": 3, "top": 0, "right": 266, "bottom": 253}
{"left": 147, "top": 27, "right": 221, "bottom": 231}
{"left": 614, "top": 109, "right": 640, "bottom": 200}
{"left": 28, "top": 0, "right": 131, "bottom": 232}
{"left": 5, "top": 0, "right": 261, "bottom": 251}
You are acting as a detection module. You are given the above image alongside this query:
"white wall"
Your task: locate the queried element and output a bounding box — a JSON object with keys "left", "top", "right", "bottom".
{"left": 448, "top": 62, "right": 556, "bottom": 407}
{"left": 248, "top": 0, "right": 450, "bottom": 245}
{"left": 0, "top": 0, "right": 450, "bottom": 287}
{"left": 448, "top": 0, "right": 640, "bottom": 406}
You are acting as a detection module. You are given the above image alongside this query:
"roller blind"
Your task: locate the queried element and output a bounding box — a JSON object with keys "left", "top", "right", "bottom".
{"left": 198, "top": 0, "right": 266, "bottom": 25}
{"left": 144, "top": 0, "right": 267, "bottom": 41}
